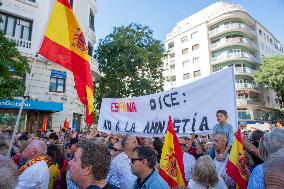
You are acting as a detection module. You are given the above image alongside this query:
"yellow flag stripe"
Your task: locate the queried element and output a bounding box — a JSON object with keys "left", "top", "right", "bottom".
{"left": 45, "top": 2, "right": 89, "bottom": 62}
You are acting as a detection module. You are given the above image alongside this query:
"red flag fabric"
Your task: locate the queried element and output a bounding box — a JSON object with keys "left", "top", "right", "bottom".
{"left": 64, "top": 118, "right": 70, "bottom": 130}
{"left": 159, "top": 116, "right": 187, "bottom": 188}
{"left": 41, "top": 115, "right": 47, "bottom": 132}
{"left": 226, "top": 128, "right": 247, "bottom": 189}
{"left": 38, "top": 0, "right": 94, "bottom": 125}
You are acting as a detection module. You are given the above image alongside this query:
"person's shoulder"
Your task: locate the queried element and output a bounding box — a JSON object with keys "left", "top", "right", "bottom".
{"left": 103, "top": 183, "right": 120, "bottom": 189}
{"left": 184, "top": 152, "right": 195, "bottom": 160}
{"left": 148, "top": 171, "right": 170, "bottom": 188}
{"left": 223, "top": 123, "right": 233, "bottom": 129}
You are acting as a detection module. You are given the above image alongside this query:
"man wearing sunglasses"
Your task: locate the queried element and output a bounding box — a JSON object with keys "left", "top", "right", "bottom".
{"left": 179, "top": 137, "right": 196, "bottom": 184}
{"left": 131, "top": 146, "right": 170, "bottom": 189}
{"left": 110, "top": 142, "right": 122, "bottom": 160}
{"left": 108, "top": 134, "right": 138, "bottom": 189}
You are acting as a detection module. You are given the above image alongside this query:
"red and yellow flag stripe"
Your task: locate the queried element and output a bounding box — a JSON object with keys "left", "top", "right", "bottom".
{"left": 160, "top": 116, "right": 186, "bottom": 188}
{"left": 39, "top": 0, "right": 94, "bottom": 125}
{"left": 226, "top": 128, "right": 247, "bottom": 189}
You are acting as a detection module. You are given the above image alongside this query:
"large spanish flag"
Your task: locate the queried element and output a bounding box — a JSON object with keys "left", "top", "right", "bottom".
{"left": 159, "top": 116, "right": 186, "bottom": 188}
{"left": 226, "top": 128, "right": 247, "bottom": 189}
{"left": 39, "top": 0, "right": 94, "bottom": 125}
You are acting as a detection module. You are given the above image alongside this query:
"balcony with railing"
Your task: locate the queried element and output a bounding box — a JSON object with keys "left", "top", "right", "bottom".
{"left": 89, "top": 56, "right": 101, "bottom": 79}
{"left": 208, "top": 23, "right": 256, "bottom": 38}
{"left": 235, "top": 67, "right": 256, "bottom": 75}
{"left": 209, "top": 37, "right": 257, "bottom": 51}
{"left": 211, "top": 52, "right": 260, "bottom": 65}
{"left": 213, "top": 67, "right": 256, "bottom": 75}
{"left": 237, "top": 99, "right": 265, "bottom": 106}
{"left": 235, "top": 83, "right": 261, "bottom": 91}
{"left": 5, "top": 35, "right": 33, "bottom": 54}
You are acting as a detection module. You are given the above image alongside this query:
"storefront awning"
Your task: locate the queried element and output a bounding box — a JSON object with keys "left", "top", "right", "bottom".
{"left": 0, "top": 98, "right": 63, "bottom": 112}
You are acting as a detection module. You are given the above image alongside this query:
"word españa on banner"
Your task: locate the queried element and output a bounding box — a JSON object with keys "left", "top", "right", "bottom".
{"left": 111, "top": 101, "right": 137, "bottom": 112}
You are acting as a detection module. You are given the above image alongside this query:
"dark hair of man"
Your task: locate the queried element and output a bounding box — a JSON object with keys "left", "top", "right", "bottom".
{"left": 133, "top": 146, "right": 157, "bottom": 169}
{"left": 47, "top": 144, "right": 64, "bottom": 168}
{"left": 216, "top": 110, "right": 228, "bottom": 117}
{"left": 18, "top": 134, "right": 28, "bottom": 141}
{"left": 251, "top": 130, "right": 264, "bottom": 142}
{"left": 49, "top": 132, "right": 58, "bottom": 140}
{"left": 121, "top": 134, "right": 131, "bottom": 148}
{"left": 77, "top": 140, "right": 111, "bottom": 180}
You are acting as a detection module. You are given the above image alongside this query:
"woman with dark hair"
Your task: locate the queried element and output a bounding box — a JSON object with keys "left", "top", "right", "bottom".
{"left": 47, "top": 144, "right": 64, "bottom": 189}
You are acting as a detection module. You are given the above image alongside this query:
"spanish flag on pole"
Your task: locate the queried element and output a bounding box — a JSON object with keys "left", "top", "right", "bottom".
{"left": 159, "top": 116, "right": 186, "bottom": 188}
{"left": 226, "top": 128, "right": 247, "bottom": 189}
{"left": 39, "top": 0, "right": 94, "bottom": 125}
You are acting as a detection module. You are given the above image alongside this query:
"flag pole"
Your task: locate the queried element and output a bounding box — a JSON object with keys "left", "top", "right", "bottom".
{"left": 7, "top": 54, "right": 39, "bottom": 157}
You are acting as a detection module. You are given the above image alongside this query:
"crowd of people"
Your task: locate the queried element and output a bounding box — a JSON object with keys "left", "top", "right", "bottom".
{"left": 0, "top": 110, "right": 284, "bottom": 189}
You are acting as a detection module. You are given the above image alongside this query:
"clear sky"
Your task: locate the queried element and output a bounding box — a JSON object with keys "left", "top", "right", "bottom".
{"left": 94, "top": 0, "right": 284, "bottom": 47}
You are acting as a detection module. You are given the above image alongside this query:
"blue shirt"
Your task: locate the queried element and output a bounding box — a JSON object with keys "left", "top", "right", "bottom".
{"left": 247, "top": 164, "right": 265, "bottom": 189}
{"left": 213, "top": 123, "right": 234, "bottom": 146}
{"left": 133, "top": 170, "right": 170, "bottom": 189}
{"left": 66, "top": 170, "right": 80, "bottom": 189}
{"left": 107, "top": 152, "right": 136, "bottom": 189}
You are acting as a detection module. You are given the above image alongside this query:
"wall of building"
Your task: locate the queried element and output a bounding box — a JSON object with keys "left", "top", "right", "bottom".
{"left": 0, "top": 0, "right": 99, "bottom": 131}
{"left": 163, "top": 1, "right": 283, "bottom": 124}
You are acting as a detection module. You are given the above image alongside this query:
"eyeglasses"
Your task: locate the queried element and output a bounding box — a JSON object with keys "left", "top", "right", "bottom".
{"left": 112, "top": 148, "right": 121, "bottom": 152}
{"left": 180, "top": 144, "right": 186, "bottom": 147}
{"left": 131, "top": 158, "right": 144, "bottom": 164}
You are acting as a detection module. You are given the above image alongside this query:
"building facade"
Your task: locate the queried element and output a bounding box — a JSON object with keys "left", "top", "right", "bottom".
{"left": 163, "top": 1, "right": 283, "bottom": 126}
{"left": 0, "top": 0, "right": 100, "bottom": 132}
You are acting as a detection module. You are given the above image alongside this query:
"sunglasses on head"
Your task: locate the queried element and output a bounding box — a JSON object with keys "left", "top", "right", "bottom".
{"left": 180, "top": 143, "right": 186, "bottom": 147}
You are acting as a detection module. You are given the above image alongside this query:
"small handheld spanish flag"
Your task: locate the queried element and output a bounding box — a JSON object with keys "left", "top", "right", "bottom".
{"left": 159, "top": 116, "right": 187, "bottom": 188}
{"left": 226, "top": 128, "right": 248, "bottom": 189}
{"left": 41, "top": 115, "right": 47, "bottom": 132}
{"left": 64, "top": 117, "right": 70, "bottom": 130}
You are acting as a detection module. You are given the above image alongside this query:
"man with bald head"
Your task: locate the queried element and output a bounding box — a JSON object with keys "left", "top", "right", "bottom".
{"left": 213, "top": 132, "right": 233, "bottom": 186}
{"left": 16, "top": 139, "right": 50, "bottom": 188}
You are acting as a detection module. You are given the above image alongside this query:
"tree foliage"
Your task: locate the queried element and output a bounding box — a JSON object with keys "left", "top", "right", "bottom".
{"left": 0, "top": 30, "right": 30, "bottom": 99}
{"left": 94, "top": 23, "right": 164, "bottom": 120}
{"left": 253, "top": 55, "right": 284, "bottom": 109}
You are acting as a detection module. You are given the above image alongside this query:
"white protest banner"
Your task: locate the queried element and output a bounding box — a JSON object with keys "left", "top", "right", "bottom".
{"left": 98, "top": 67, "right": 238, "bottom": 136}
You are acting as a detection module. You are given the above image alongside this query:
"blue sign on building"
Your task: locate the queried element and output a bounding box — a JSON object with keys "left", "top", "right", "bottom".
{"left": 51, "top": 70, "right": 67, "bottom": 79}
{"left": 0, "top": 99, "right": 63, "bottom": 112}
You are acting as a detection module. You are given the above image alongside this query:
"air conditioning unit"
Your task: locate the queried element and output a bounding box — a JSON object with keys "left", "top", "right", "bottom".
{"left": 30, "top": 96, "right": 38, "bottom": 101}
{"left": 61, "top": 97, "right": 68, "bottom": 102}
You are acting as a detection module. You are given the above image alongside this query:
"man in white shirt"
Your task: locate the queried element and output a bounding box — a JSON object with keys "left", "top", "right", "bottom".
{"left": 16, "top": 139, "right": 49, "bottom": 189}
{"left": 179, "top": 137, "right": 196, "bottom": 183}
{"left": 107, "top": 134, "right": 138, "bottom": 189}
{"left": 212, "top": 132, "right": 234, "bottom": 187}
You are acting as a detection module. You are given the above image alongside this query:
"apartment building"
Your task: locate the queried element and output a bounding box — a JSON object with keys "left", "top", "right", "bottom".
{"left": 163, "top": 1, "right": 283, "bottom": 125}
{"left": 0, "top": 0, "right": 100, "bottom": 132}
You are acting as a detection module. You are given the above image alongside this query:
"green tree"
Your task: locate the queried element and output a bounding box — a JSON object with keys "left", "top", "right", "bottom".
{"left": 0, "top": 29, "right": 30, "bottom": 99}
{"left": 253, "top": 55, "right": 284, "bottom": 109}
{"left": 94, "top": 23, "right": 164, "bottom": 121}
